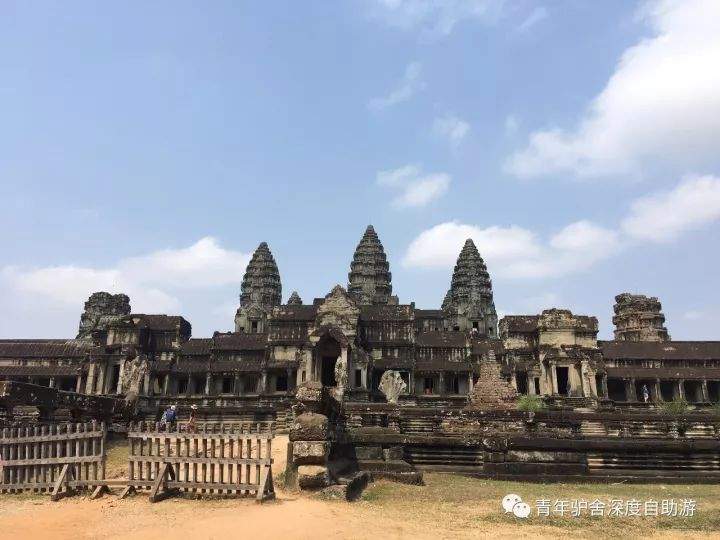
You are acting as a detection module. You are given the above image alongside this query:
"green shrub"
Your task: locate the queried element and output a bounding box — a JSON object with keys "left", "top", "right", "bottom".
{"left": 517, "top": 394, "right": 545, "bottom": 413}
{"left": 661, "top": 397, "right": 689, "bottom": 415}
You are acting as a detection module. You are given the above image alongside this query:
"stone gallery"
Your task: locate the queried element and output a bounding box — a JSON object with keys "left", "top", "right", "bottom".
{"left": 3, "top": 225, "right": 720, "bottom": 486}
{"left": 2, "top": 225, "right": 717, "bottom": 409}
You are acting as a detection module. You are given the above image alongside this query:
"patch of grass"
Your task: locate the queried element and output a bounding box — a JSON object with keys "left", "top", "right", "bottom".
{"left": 354, "top": 474, "right": 720, "bottom": 537}
{"left": 517, "top": 395, "right": 546, "bottom": 413}
{"left": 661, "top": 398, "right": 690, "bottom": 415}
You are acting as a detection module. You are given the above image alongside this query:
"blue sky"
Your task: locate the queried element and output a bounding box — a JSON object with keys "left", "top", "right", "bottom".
{"left": 2, "top": 0, "right": 719, "bottom": 340}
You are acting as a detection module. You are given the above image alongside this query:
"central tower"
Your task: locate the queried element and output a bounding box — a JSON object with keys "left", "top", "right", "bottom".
{"left": 347, "top": 225, "right": 395, "bottom": 305}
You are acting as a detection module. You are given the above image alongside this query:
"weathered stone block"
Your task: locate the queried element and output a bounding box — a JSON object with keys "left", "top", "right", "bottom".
{"left": 505, "top": 450, "right": 584, "bottom": 463}
{"left": 383, "top": 446, "right": 404, "bottom": 461}
{"left": 298, "top": 465, "right": 331, "bottom": 490}
{"left": 354, "top": 446, "right": 383, "bottom": 460}
{"left": 292, "top": 441, "right": 330, "bottom": 465}
{"left": 289, "top": 412, "right": 329, "bottom": 441}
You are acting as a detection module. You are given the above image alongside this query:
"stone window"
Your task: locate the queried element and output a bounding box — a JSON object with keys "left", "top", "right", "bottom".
{"left": 222, "top": 376, "right": 234, "bottom": 394}
{"left": 423, "top": 377, "right": 435, "bottom": 394}
{"left": 275, "top": 373, "right": 288, "bottom": 392}
{"left": 354, "top": 369, "right": 362, "bottom": 388}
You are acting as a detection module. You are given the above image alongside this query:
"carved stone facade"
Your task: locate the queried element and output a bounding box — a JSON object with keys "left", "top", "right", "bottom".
{"left": 613, "top": 293, "right": 670, "bottom": 342}
{"left": 2, "top": 226, "right": 720, "bottom": 410}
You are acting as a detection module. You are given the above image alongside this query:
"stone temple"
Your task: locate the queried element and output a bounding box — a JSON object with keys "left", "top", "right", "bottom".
{"left": 2, "top": 225, "right": 720, "bottom": 418}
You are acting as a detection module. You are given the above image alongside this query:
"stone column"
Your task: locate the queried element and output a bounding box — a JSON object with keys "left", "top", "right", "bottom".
{"left": 162, "top": 374, "right": 170, "bottom": 396}
{"left": 439, "top": 372, "right": 445, "bottom": 396}
{"left": 260, "top": 370, "right": 268, "bottom": 395}
{"left": 143, "top": 372, "right": 151, "bottom": 396}
{"left": 75, "top": 375, "right": 83, "bottom": 393}
{"left": 551, "top": 366, "right": 559, "bottom": 395}
{"left": 234, "top": 373, "right": 241, "bottom": 395}
{"left": 701, "top": 379, "right": 709, "bottom": 402}
{"left": 654, "top": 378, "right": 662, "bottom": 402}
{"left": 86, "top": 364, "right": 96, "bottom": 394}
{"left": 48, "top": 377, "right": 56, "bottom": 389}
{"left": 205, "top": 372, "right": 213, "bottom": 395}
{"left": 676, "top": 379, "right": 685, "bottom": 400}
{"left": 625, "top": 378, "right": 637, "bottom": 401}
{"left": 287, "top": 368, "right": 293, "bottom": 393}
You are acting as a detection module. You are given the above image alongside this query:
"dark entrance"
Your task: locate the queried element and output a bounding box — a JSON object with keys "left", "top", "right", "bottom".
{"left": 316, "top": 334, "right": 342, "bottom": 387}
{"left": 321, "top": 357, "right": 337, "bottom": 386}
{"left": 556, "top": 367, "right": 569, "bottom": 396}
{"left": 607, "top": 378, "right": 626, "bottom": 401}
{"left": 709, "top": 381, "right": 720, "bottom": 403}
{"left": 660, "top": 381, "right": 675, "bottom": 401}
{"left": 516, "top": 372, "right": 528, "bottom": 395}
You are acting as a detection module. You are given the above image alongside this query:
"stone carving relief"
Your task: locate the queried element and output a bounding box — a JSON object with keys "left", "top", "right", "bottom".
{"left": 379, "top": 370, "right": 406, "bottom": 405}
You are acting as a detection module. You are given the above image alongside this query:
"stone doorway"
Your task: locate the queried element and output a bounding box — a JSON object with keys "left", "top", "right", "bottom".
{"left": 316, "top": 335, "right": 341, "bottom": 387}
{"left": 556, "top": 366, "right": 569, "bottom": 396}
{"left": 321, "top": 357, "right": 337, "bottom": 386}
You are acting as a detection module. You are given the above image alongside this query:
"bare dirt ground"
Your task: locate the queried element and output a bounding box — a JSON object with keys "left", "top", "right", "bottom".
{"left": 1, "top": 435, "right": 719, "bottom": 540}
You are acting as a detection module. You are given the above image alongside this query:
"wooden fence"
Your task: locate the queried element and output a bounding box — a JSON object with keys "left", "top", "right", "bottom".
{"left": 126, "top": 421, "right": 275, "bottom": 502}
{"left": 0, "top": 422, "right": 106, "bottom": 500}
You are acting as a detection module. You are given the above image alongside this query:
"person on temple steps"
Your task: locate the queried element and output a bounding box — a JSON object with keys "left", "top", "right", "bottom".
{"left": 641, "top": 384, "right": 650, "bottom": 403}
{"left": 187, "top": 404, "right": 198, "bottom": 433}
{"left": 161, "top": 404, "right": 177, "bottom": 429}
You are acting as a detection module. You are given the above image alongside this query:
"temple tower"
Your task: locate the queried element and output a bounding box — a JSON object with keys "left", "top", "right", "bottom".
{"left": 347, "top": 225, "right": 395, "bottom": 305}
{"left": 442, "top": 239, "right": 498, "bottom": 336}
{"left": 235, "top": 242, "right": 282, "bottom": 333}
{"left": 77, "top": 292, "right": 131, "bottom": 340}
{"left": 287, "top": 291, "right": 303, "bottom": 305}
{"left": 613, "top": 293, "right": 670, "bottom": 342}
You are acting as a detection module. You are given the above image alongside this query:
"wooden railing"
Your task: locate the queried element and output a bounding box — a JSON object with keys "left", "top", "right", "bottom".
{"left": 0, "top": 422, "right": 106, "bottom": 499}
{"left": 125, "top": 422, "right": 275, "bottom": 502}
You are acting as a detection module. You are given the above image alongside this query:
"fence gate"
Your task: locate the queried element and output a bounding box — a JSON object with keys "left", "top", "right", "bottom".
{"left": 0, "top": 421, "right": 106, "bottom": 500}
{"left": 126, "top": 422, "right": 275, "bottom": 502}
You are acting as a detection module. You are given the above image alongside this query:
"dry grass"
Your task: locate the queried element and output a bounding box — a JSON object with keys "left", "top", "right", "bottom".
{"left": 356, "top": 473, "right": 720, "bottom": 538}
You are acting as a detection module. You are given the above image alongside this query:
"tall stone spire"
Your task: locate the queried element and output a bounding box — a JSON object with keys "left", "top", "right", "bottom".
{"left": 240, "top": 242, "right": 282, "bottom": 308}
{"left": 348, "top": 225, "right": 393, "bottom": 305}
{"left": 287, "top": 291, "right": 303, "bottom": 305}
{"left": 442, "top": 239, "right": 498, "bottom": 336}
{"left": 235, "top": 242, "right": 281, "bottom": 332}
{"left": 613, "top": 293, "right": 670, "bottom": 342}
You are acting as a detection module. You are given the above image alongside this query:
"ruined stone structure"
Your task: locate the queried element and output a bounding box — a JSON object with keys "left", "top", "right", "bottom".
{"left": 613, "top": 293, "right": 670, "bottom": 342}
{"left": 1, "top": 225, "right": 720, "bottom": 418}
{"left": 76, "top": 292, "right": 131, "bottom": 340}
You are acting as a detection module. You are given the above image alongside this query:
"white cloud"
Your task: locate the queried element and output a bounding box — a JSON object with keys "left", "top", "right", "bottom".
{"left": 516, "top": 6, "right": 548, "bottom": 33}
{"left": 368, "top": 0, "right": 505, "bottom": 36}
{"left": 367, "top": 62, "right": 425, "bottom": 111}
{"left": 506, "top": 0, "right": 720, "bottom": 179}
{"left": 621, "top": 174, "right": 720, "bottom": 242}
{"left": 376, "top": 164, "right": 451, "bottom": 208}
{"left": 1, "top": 237, "right": 251, "bottom": 315}
{"left": 403, "top": 220, "right": 620, "bottom": 279}
{"left": 684, "top": 310, "right": 704, "bottom": 321}
{"left": 433, "top": 114, "right": 470, "bottom": 146}
{"left": 404, "top": 172, "right": 720, "bottom": 280}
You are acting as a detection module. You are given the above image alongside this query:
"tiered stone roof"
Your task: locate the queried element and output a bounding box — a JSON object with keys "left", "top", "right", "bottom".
{"left": 240, "top": 242, "right": 282, "bottom": 309}
{"left": 347, "top": 225, "right": 392, "bottom": 305}
{"left": 442, "top": 239, "right": 493, "bottom": 310}
{"left": 287, "top": 291, "right": 303, "bottom": 305}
